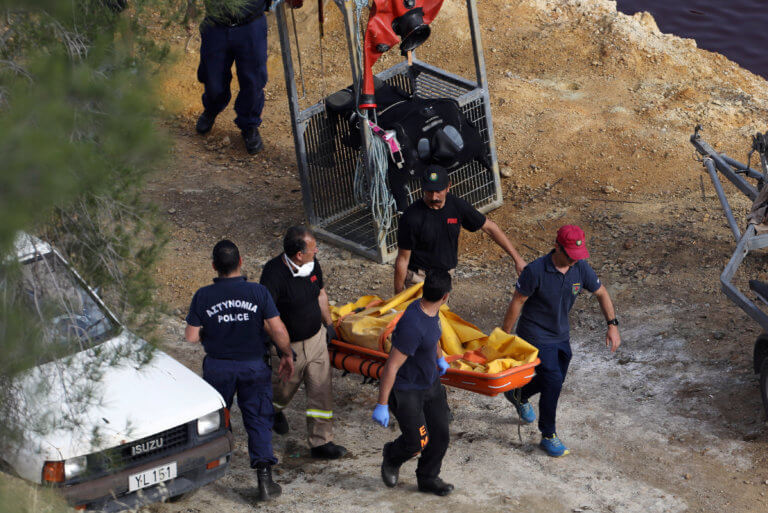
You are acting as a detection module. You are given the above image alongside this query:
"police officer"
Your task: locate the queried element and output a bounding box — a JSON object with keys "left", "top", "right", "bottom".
{"left": 194, "top": 0, "right": 303, "bottom": 154}
{"left": 501, "top": 225, "right": 621, "bottom": 457}
{"left": 185, "top": 240, "right": 294, "bottom": 501}
{"left": 394, "top": 165, "right": 526, "bottom": 293}
{"left": 372, "top": 270, "right": 454, "bottom": 496}
{"left": 259, "top": 226, "right": 347, "bottom": 459}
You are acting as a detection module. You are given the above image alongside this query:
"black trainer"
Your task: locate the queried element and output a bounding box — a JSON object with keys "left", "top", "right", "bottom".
{"left": 254, "top": 463, "right": 281, "bottom": 502}
{"left": 417, "top": 477, "right": 454, "bottom": 496}
{"left": 273, "top": 411, "right": 289, "bottom": 435}
{"left": 195, "top": 110, "right": 217, "bottom": 135}
{"left": 310, "top": 441, "right": 347, "bottom": 459}
{"left": 242, "top": 126, "right": 263, "bottom": 154}
{"left": 380, "top": 442, "right": 399, "bottom": 488}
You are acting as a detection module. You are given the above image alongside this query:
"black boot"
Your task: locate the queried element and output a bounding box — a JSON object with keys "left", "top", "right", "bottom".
{"left": 417, "top": 477, "right": 454, "bottom": 496}
{"left": 310, "top": 441, "right": 347, "bottom": 459}
{"left": 273, "top": 411, "right": 289, "bottom": 435}
{"left": 380, "top": 442, "right": 399, "bottom": 488}
{"left": 242, "top": 126, "right": 263, "bottom": 154}
{"left": 195, "top": 110, "right": 217, "bottom": 134}
{"left": 255, "top": 463, "right": 282, "bottom": 502}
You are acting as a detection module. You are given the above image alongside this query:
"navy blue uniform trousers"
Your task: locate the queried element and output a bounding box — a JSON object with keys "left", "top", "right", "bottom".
{"left": 507, "top": 339, "right": 572, "bottom": 436}
{"left": 197, "top": 15, "right": 268, "bottom": 130}
{"left": 203, "top": 357, "right": 277, "bottom": 467}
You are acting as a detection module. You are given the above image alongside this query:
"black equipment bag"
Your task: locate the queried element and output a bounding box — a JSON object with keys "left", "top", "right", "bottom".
{"left": 324, "top": 80, "right": 490, "bottom": 211}
{"left": 376, "top": 97, "right": 491, "bottom": 210}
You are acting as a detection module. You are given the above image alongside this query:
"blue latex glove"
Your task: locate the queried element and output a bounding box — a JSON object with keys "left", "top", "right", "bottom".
{"left": 372, "top": 404, "right": 390, "bottom": 427}
{"left": 437, "top": 357, "right": 449, "bottom": 376}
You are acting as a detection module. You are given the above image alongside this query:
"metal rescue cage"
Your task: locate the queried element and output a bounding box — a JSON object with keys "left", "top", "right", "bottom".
{"left": 275, "top": 0, "right": 502, "bottom": 263}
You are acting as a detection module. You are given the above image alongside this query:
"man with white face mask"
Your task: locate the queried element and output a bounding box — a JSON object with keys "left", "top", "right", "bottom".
{"left": 259, "top": 226, "right": 347, "bottom": 459}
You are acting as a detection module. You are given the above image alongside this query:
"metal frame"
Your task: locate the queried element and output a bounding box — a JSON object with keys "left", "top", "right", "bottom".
{"left": 274, "top": 0, "right": 502, "bottom": 262}
{"left": 691, "top": 129, "right": 768, "bottom": 332}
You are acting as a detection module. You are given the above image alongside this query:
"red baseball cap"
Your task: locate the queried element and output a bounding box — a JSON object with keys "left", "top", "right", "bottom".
{"left": 556, "top": 225, "right": 590, "bottom": 260}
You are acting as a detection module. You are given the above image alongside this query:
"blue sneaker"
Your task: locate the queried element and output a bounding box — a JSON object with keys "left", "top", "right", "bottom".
{"left": 540, "top": 434, "right": 570, "bottom": 457}
{"left": 504, "top": 391, "right": 536, "bottom": 424}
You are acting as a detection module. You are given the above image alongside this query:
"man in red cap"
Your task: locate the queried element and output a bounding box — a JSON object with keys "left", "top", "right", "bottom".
{"left": 501, "top": 225, "right": 620, "bottom": 457}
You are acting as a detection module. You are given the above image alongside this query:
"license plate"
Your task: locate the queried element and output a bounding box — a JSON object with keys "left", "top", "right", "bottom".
{"left": 128, "top": 462, "right": 177, "bottom": 492}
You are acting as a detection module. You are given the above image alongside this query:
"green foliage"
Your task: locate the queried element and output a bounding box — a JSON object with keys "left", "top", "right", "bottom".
{"left": 0, "top": 0, "right": 169, "bottom": 254}
{"left": 0, "top": 1, "right": 194, "bottom": 509}
{"left": 0, "top": 474, "right": 70, "bottom": 513}
{"left": 203, "top": 0, "right": 256, "bottom": 24}
{"left": 0, "top": 3, "right": 252, "bottom": 508}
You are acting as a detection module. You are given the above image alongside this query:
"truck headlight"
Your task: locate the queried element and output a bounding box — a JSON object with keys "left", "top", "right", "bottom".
{"left": 197, "top": 410, "right": 221, "bottom": 436}
{"left": 64, "top": 456, "right": 87, "bottom": 480}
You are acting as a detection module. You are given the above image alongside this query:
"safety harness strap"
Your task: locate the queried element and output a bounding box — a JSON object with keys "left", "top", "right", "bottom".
{"left": 367, "top": 119, "right": 405, "bottom": 169}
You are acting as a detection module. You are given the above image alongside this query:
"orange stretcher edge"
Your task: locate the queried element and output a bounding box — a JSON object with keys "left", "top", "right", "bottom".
{"left": 329, "top": 338, "right": 540, "bottom": 397}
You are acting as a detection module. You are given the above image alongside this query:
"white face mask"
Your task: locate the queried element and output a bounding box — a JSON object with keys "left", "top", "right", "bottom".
{"left": 285, "top": 254, "right": 315, "bottom": 278}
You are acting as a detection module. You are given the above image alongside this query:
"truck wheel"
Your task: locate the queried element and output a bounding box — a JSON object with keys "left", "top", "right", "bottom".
{"left": 761, "top": 358, "right": 768, "bottom": 418}
{"left": 755, "top": 333, "right": 768, "bottom": 374}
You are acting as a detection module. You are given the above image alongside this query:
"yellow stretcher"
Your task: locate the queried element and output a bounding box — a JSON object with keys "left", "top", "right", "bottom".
{"left": 330, "top": 283, "right": 540, "bottom": 396}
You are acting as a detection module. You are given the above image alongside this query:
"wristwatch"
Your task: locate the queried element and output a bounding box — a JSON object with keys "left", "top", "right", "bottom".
{"left": 606, "top": 318, "right": 619, "bottom": 326}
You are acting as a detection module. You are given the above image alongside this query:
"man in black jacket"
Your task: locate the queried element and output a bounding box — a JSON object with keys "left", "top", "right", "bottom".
{"left": 195, "top": 0, "right": 302, "bottom": 154}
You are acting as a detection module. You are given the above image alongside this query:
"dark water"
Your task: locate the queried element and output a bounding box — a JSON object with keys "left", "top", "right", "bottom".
{"left": 617, "top": 1, "right": 768, "bottom": 79}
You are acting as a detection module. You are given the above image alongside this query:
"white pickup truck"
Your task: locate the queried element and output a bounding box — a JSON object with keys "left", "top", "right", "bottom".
{"left": 2, "top": 234, "right": 233, "bottom": 512}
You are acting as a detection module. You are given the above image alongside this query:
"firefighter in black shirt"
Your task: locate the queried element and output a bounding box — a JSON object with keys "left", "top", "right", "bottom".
{"left": 260, "top": 226, "right": 347, "bottom": 460}
{"left": 394, "top": 166, "right": 527, "bottom": 293}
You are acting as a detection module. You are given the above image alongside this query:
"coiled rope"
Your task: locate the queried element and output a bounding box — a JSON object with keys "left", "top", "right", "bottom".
{"left": 351, "top": 0, "right": 395, "bottom": 243}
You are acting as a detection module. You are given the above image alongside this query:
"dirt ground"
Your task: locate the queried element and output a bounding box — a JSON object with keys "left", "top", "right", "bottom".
{"left": 141, "top": 0, "right": 768, "bottom": 511}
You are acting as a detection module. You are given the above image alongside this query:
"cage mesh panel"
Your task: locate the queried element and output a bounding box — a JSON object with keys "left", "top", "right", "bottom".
{"left": 304, "top": 113, "right": 359, "bottom": 220}
{"left": 300, "top": 65, "right": 497, "bottom": 260}
{"left": 385, "top": 72, "right": 414, "bottom": 95}
{"left": 323, "top": 206, "right": 377, "bottom": 247}
{"left": 414, "top": 71, "right": 471, "bottom": 99}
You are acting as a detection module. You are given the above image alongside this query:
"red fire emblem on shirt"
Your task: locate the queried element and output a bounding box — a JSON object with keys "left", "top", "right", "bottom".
{"left": 310, "top": 275, "right": 317, "bottom": 283}
{"left": 447, "top": 218, "right": 458, "bottom": 224}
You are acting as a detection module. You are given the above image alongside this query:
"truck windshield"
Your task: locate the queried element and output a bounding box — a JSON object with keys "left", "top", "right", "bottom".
{"left": 19, "top": 252, "right": 119, "bottom": 355}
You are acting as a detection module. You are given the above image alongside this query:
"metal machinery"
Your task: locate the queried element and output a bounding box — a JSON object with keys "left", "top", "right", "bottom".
{"left": 274, "top": 0, "right": 502, "bottom": 262}
{"left": 691, "top": 125, "right": 768, "bottom": 413}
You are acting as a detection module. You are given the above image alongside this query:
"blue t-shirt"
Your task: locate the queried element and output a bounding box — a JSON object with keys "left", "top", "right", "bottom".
{"left": 186, "top": 276, "right": 280, "bottom": 361}
{"left": 515, "top": 252, "right": 601, "bottom": 345}
{"left": 391, "top": 300, "right": 442, "bottom": 390}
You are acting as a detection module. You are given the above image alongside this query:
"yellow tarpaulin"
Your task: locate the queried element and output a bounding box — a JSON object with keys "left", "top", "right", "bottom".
{"left": 331, "top": 285, "right": 538, "bottom": 374}
{"left": 331, "top": 295, "right": 382, "bottom": 322}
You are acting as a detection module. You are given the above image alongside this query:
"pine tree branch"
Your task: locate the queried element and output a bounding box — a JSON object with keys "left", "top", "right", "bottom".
{"left": 0, "top": 59, "right": 31, "bottom": 80}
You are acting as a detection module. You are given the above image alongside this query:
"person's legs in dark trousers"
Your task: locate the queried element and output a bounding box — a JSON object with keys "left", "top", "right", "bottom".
{"left": 387, "top": 388, "right": 427, "bottom": 467}
{"left": 235, "top": 359, "right": 278, "bottom": 467}
{"left": 519, "top": 340, "right": 571, "bottom": 436}
{"left": 203, "top": 357, "right": 277, "bottom": 466}
{"left": 551, "top": 341, "right": 572, "bottom": 432}
{"left": 204, "top": 357, "right": 280, "bottom": 500}
{"left": 415, "top": 381, "right": 450, "bottom": 483}
{"left": 203, "top": 356, "right": 237, "bottom": 408}
{"left": 387, "top": 381, "right": 451, "bottom": 477}
{"left": 197, "top": 23, "right": 235, "bottom": 118}
{"left": 517, "top": 342, "right": 550, "bottom": 404}
{"left": 230, "top": 16, "right": 267, "bottom": 131}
